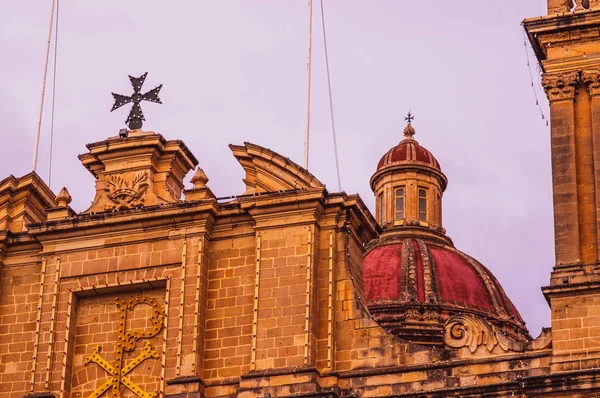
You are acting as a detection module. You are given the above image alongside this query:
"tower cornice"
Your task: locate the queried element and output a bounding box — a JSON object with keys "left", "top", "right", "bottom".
{"left": 523, "top": 9, "right": 600, "bottom": 72}
{"left": 369, "top": 163, "right": 448, "bottom": 192}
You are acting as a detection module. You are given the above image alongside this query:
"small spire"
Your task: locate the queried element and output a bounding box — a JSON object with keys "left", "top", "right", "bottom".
{"left": 190, "top": 168, "right": 209, "bottom": 189}
{"left": 56, "top": 187, "right": 72, "bottom": 207}
{"left": 403, "top": 110, "right": 416, "bottom": 139}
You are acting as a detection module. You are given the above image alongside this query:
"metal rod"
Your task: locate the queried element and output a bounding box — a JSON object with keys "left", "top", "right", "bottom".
{"left": 327, "top": 231, "right": 334, "bottom": 369}
{"left": 48, "top": 0, "right": 60, "bottom": 187}
{"left": 33, "top": 0, "right": 56, "bottom": 172}
{"left": 30, "top": 257, "right": 47, "bottom": 391}
{"left": 161, "top": 277, "right": 170, "bottom": 395}
{"left": 304, "top": 227, "right": 312, "bottom": 364}
{"left": 303, "top": 0, "right": 313, "bottom": 170}
{"left": 176, "top": 239, "right": 187, "bottom": 375}
{"left": 59, "top": 291, "right": 73, "bottom": 395}
{"left": 319, "top": 0, "right": 342, "bottom": 191}
{"left": 251, "top": 233, "right": 262, "bottom": 370}
{"left": 192, "top": 237, "right": 204, "bottom": 374}
{"left": 45, "top": 256, "right": 60, "bottom": 390}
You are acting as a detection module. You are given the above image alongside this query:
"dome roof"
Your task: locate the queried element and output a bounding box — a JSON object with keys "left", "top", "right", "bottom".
{"left": 376, "top": 138, "right": 441, "bottom": 172}
{"left": 362, "top": 237, "right": 529, "bottom": 345}
{"left": 376, "top": 124, "right": 441, "bottom": 172}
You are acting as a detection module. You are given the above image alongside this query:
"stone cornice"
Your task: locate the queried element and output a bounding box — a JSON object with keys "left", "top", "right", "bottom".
{"left": 26, "top": 199, "right": 219, "bottom": 243}
{"left": 541, "top": 54, "right": 600, "bottom": 74}
{"left": 582, "top": 67, "right": 600, "bottom": 95}
{"left": 335, "top": 350, "right": 551, "bottom": 379}
{"left": 333, "top": 193, "right": 380, "bottom": 242}
{"left": 542, "top": 71, "right": 579, "bottom": 101}
{"left": 369, "top": 163, "right": 448, "bottom": 192}
{"left": 542, "top": 280, "right": 600, "bottom": 304}
{"left": 523, "top": 9, "right": 600, "bottom": 70}
{"left": 239, "top": 188, "right": 378, "bottom": 243}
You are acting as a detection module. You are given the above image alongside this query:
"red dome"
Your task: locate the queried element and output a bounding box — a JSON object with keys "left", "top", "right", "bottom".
{"left": 362, "top": 238, "right": 528, "bottom": 344}
{"left": 376, "top": 139, "right": 441, "bottom": 172}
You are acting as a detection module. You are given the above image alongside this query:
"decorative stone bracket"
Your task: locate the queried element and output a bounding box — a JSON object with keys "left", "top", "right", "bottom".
{"left": 443, "top": 314, "right": 524, "bottom": 353}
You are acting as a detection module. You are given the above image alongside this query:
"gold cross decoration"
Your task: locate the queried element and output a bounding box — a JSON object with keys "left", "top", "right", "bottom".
{"left": 82, "top": 296, "right": 165, "bottom": 398}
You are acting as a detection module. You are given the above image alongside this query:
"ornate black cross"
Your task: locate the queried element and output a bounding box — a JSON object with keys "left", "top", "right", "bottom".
{"left": 404, "top": 110, "right": 414, "bottom": 124}
{"left": 111, "top": 72, "right": 162, "bottom": 130}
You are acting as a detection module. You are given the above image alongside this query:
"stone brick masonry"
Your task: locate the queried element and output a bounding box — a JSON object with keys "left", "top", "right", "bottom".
{"left": 6, "top": 1, "right": 600, "bottom": 396}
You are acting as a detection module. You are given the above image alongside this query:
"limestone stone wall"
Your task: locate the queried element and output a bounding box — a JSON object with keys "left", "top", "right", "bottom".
{"left": 0, "top": 259, "right": 40, "bottom": 395}
{"left": 204, "top": 230, "right": 255, "bottom": 379}
{"left": 550, "top": 292, "right": 600, "bottom": 371}
{"left": 0, "top": 191, "right": 571, "bottom": 398}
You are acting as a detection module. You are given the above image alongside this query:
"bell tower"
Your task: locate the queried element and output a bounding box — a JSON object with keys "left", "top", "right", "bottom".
{"left": 525, "top": 0, "right": 600, "bottom": 371}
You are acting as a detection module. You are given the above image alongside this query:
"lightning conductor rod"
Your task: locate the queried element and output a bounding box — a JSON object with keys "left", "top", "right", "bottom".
{"left": 32, "top": 0, "right": 57, "bottom": 172}
{"left": 320, "top": 0, "right": 342, "bottom": 192}
{"left": 303, "top": 0, "right": 313, "bottom": 170}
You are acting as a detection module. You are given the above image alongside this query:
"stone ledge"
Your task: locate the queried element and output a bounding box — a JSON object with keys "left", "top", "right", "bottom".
{"left": 24, "top": 393, "right": 55, "bottom": 398}
{"left": 166, "top": 375, "right": 205, "bottom": 386}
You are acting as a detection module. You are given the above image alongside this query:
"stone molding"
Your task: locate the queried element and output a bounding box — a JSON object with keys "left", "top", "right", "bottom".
{"left": 582, "top": 68, "right": 600, "bottom": 95}
{"left": 229, "top": 142, "right": 324, "bottom": 194}
{"left": 0, "top": 172, "right": 57, "bottom": 232}
{"left": 542, "top": 71, "right": 579, "bottom": 101}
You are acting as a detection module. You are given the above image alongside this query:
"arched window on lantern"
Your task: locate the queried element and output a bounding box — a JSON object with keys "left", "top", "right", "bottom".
{"left": 395, "top": 187, "right": 405, "bottom": 220}
{"left": 378, "top": 192, "right": 384, "bottom": 225}
{"left": 418, "top": 188, "right": 427, "bottom": 221}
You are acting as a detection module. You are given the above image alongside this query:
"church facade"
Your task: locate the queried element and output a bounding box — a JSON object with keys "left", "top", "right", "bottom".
{"left": 3, "top": 1, "right": 600, "bottom": 397}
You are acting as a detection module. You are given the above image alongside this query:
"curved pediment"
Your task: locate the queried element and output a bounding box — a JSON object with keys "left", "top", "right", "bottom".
{"left": 229, "top": 142, "right": 324, "bottom": 194}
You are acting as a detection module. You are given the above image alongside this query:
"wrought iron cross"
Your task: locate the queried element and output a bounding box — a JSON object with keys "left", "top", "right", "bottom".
{"left": 405, "top": 110, "right": 414, "bottom": 124}
{"left": 111, "top": 72, "right": 162, "bottom": 130}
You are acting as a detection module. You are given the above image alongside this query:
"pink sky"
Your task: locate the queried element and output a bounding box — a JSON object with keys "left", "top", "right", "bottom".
{"left": 0, "top": 1, "right": 552, "bottom": 335}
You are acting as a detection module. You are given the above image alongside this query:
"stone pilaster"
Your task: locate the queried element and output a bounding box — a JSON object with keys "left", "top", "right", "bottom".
{"left": 583, "top": 68, "right": 600, "bottom": 262}
{"left": 542, "top": 71, "right": 582, "bottom": 266}
{"left": 526, "top": 6, "right": 600, "bottom": 373}
{"left": 542, "top": 69, "right": 600, "bottom": 372}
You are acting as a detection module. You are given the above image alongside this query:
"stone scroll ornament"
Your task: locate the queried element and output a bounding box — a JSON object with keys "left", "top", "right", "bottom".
{"left": 105, "top": 171, "right": 149, "bottom": 210}
{"left": 443, "top": 314, "right": 516, "bottom": 353}
{"left": 81, "top": 296, "right": 165, "bottom": 398}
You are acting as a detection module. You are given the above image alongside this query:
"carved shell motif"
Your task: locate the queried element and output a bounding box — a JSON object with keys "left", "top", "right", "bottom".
{"left": 105, "top": 171, "right": 149, "bottom": 210}
{"left": 444, "top": 314, "right": 517, "bottom": 353}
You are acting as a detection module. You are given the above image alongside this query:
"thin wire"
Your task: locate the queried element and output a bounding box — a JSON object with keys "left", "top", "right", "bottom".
{"left": 48, "top": 0, "right": 60, "bottom": 188}
{"left": 32, "top": 0, "right": 57, "bottom": 172}
{"left": 522, "top": 28, "right": 548, "bottom": 126}
{"left": 319, "top": 0, "right": 342, "bottom": 192}
{"left": 303, "top": 0, "right": 313, "bottom": 170}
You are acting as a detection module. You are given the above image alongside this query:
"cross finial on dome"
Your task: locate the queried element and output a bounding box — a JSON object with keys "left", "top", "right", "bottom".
{"left": 403, "top": 110, "right": 416, "bottom": 139}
